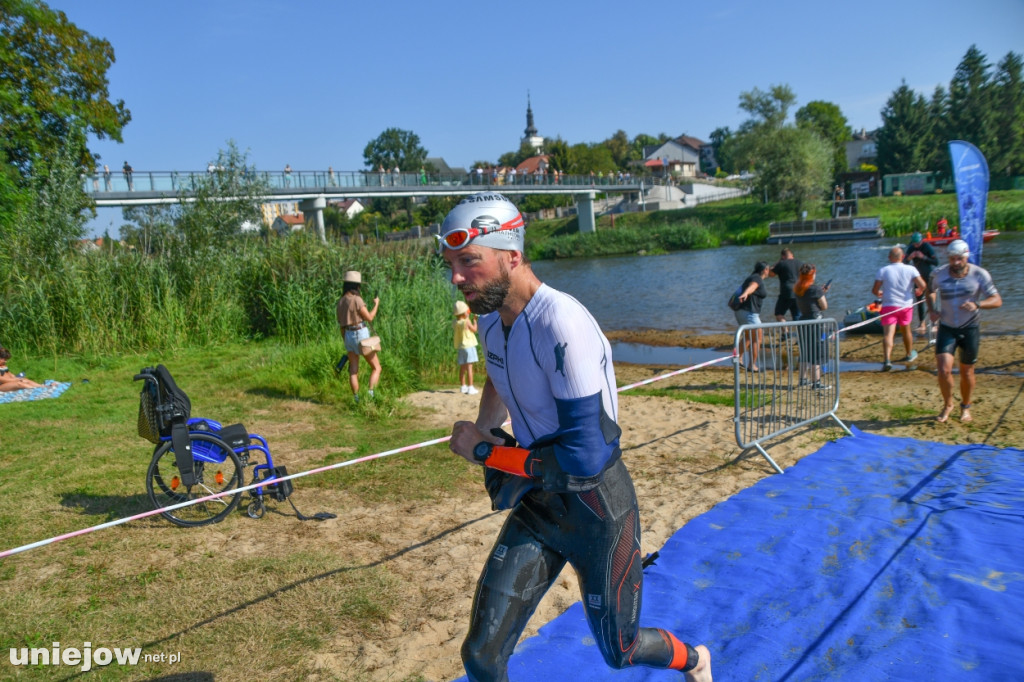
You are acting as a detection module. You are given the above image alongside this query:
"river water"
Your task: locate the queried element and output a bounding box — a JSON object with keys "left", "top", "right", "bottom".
{"left": 532, "top": 232, "right": 1024, "bottom": 336}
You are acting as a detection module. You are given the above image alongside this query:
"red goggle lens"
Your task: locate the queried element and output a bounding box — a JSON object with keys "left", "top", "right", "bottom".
{"left": 443, "top": 231, "right": 471, "bottom": 248}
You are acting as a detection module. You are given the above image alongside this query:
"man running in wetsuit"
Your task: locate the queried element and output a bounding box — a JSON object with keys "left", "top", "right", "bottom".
{"left": 441, "top": 192, "right": 712, "bottom": 682}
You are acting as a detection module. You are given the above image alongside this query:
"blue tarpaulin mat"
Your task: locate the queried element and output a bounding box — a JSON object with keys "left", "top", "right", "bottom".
{"left": 454, "top": 427, "right": 1024, "bottom": 681}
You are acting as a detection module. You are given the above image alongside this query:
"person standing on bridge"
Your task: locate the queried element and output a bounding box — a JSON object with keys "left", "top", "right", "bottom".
{"left": 283, "top": 164, "right": 292, "bottom": 187}
{"left": 440, "top": 192, "right": 713, "bottom": 682}
{"left": 122, "top": 161, "right": 133, "bottom": 191}
{"left": 927, "top": 240, "right": 1002, "bottom": 424}
{"left": 103, "top": 165, "right": 111, "bottom": 191}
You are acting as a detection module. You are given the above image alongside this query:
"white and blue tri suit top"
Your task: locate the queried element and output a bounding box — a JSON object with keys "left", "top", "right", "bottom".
{"left": 479, "top": 283, "right": 621, "bottom": 486}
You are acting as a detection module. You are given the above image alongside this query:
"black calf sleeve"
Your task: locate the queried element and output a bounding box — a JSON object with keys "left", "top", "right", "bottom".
{"left": 681, "top": 643, "right": 700, "bottom": 672}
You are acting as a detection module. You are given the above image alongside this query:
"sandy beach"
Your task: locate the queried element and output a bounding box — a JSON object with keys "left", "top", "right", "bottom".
{"left": 297, "top": 329, "right": 1024, "bottom": 681}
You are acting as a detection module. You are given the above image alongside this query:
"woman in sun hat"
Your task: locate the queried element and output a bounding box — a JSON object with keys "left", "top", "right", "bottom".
{"left": 335, "top": 270, "right": 381, "bottom": 401}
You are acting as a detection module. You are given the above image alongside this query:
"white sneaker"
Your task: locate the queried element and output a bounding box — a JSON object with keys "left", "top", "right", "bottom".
{"left": 461, "top": 385, "right": 469, "bottom": 394}
{"left": 467, "top": 386, "right": 479, "bottom": 395}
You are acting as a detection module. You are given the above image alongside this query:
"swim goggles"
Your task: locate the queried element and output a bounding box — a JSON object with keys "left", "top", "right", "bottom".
{"left": 436, "top": 214, "right": 524, "bottom": 252}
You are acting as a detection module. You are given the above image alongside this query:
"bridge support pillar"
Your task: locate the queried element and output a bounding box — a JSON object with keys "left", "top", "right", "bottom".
{"left": 576, "top": 191, "right": 596, "bottom": 234}
{"left": 299, "top": 195, "right": 327, "bottom": 243}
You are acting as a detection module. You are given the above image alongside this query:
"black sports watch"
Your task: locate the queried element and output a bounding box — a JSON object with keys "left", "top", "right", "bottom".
{"left": 473, "top": 441, "right": 494, "bottom": 463}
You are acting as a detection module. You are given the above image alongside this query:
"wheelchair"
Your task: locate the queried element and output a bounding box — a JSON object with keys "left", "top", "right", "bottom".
{"left": 134, "top": 365, "right": 294, "bottom": 527}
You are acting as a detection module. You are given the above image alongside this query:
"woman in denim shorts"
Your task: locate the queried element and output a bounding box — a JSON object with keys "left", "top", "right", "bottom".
{"left": 733, "top": 261, "right": 770, "bottom": 371}
{"left": 336, "top": 271, "right": 381, "bottom": 401}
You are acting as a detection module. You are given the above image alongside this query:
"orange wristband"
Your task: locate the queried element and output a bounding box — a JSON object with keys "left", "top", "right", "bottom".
{"left": 486, "top": 446, "right": 531, "bottom": 477}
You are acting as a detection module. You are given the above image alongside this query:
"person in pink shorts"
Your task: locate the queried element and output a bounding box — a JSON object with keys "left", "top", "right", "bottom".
{"left": 872, "top": 246, "right": 927, "bottom": 371}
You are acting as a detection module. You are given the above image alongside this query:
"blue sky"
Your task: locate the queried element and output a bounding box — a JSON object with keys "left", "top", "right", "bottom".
{"left": 51, "top": 0, "right": 1023, "bottom": 236}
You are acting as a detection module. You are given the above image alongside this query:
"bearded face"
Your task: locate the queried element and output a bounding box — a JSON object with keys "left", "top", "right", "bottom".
{"left": 461, "top": 260, "right": 511, "bottom": 315}
{"left": 949, "top": 255, "right": 969, "bottom": 277}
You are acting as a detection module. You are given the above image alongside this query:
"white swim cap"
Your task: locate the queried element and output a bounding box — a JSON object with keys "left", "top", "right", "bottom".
{"left": 439, "top": 192, "right": 525, "bottom": 252}
{"left": 947, "top": 239, "right": 969, "bottom": 257}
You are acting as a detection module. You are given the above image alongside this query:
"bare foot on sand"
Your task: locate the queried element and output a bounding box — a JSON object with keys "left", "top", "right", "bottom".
{"left": 684, "top": 644, "right": 713, "bottom": 682}
{"left": 937, "top": 404, "right": 954, "bottom": 423}
{"left": 960, "top": 404, "right": 973, "bottom": 423}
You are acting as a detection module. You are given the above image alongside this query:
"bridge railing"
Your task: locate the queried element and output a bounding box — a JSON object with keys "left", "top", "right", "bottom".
{"left": 81, "top": 169, "right": 675, "bottom": 195}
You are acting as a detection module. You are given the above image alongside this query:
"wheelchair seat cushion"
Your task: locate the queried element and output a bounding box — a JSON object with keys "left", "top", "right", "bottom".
{"left": 218, "top": 423, "right": 250, "bottom": 450}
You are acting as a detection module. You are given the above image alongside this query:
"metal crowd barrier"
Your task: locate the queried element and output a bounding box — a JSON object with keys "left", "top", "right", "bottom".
{"left": 733, "top": 318, "right": 852, "bottom": 474}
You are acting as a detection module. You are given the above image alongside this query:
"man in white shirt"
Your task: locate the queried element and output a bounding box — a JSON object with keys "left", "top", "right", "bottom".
{"left": 872, "top": 246, "right": 926, "bottom": 371}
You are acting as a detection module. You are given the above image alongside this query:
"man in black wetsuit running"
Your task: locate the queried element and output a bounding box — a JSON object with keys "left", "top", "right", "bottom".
{"left": 440, "top": 192, "right": 713, "bottom": 682}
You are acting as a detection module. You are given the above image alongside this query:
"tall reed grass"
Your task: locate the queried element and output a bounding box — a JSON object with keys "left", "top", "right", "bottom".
{"left": 0, "top": 237, "right": 460, "bottom": 390}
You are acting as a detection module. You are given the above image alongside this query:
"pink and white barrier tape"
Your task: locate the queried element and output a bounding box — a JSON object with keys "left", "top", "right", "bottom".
{"left": 835, "top": 300, "right": 923, "bottom": 335}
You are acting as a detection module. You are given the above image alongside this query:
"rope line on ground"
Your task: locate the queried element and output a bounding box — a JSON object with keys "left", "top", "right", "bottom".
{"left": 1, "top": 350, "right": 738, "bottom": 559}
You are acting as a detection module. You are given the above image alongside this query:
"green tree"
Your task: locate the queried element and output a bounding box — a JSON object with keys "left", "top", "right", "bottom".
{"left": 414, "top": 196, "right": 457, "bottom": 228}
{"left": 991, "top": 51, "right": 1024, "bottom": 177}
{"left": 729, "top": 85, "right": 798, "bottom": 173}
{"left": 497, "top": 141, "right": 537, "bottom": 169}
{"left": 362, "top": 128, "right": 428, "bottom": 171}
{"left": 545, "top": 137, "right": 571, "bottom": 172}
{"left": 922, "top": 86, "right": 950, "bottom": 172}
{"left": 708, "top": 127, "right": 734, "bottom": 174}
{"left": 0, "top": 0, "right": 130, "bottom": 182}
{"left": 174, "top": 141, "right": 270, "bottom": 247}
{"left": 25, "top": 138, "right": 93, "bottom": 264}
{"left": 0, "top": 156, "right": 31, "bottom": 264}
{"left": 577, "top": 143, "right": 616, "bottom": 174}
{"left": 630, "top": 133, "right": 669, "bottom": 163}
{"left": 795, "top": 100, "right": 851, "bottom": 179}
{"left": 729, "top": 84, "right": 831, "bottom": 214}
{"left": 752, "top": 127, "right": 832, "bottom": 217}
{"left": 738, "top": 84, "right": 796, "bottom": 129}
{"left": 602, "top": 130, "right": 632, "bottom": 168}
{"left": 875, "top": 81, "right": 932, "bottom": 175}
{"left": 119, "top": 204, "right": 177, "bottom": 255}
{"left": 947, "top": 45, "right": 997, "bottom": 159}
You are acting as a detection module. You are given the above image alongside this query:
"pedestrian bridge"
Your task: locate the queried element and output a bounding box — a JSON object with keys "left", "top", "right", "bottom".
{"left": 82, "top": 168, "right": 679, "bottom": 237}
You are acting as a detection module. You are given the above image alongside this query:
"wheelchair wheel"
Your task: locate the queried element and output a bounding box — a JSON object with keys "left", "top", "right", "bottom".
{"left": 146, "top": 433, "right": 244, "bottom": 527}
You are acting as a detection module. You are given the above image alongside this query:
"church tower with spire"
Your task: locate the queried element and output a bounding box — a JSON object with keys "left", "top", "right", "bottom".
{"left": 521, "top": 92, "right": 545, "bottom": 154}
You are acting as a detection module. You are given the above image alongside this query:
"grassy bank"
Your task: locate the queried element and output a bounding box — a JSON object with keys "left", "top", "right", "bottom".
{"left": 525, "top": 190, "right": 1024, "bottom": 260}
{"left": 0, "top": 342, "right": 477, "bottom": 681}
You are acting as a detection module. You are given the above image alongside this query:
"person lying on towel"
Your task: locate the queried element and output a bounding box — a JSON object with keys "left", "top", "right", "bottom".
{"left": 0, "top": 347, "right": 44, "bottom": 392}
